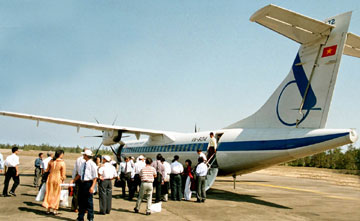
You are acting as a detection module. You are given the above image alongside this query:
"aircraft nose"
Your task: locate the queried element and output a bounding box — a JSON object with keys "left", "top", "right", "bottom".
{"left": 349, "top": 129, "right": 358, "bottom": 143}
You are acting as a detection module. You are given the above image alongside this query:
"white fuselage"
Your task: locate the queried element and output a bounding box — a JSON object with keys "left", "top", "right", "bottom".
{"left": 120, "top": 128, "right": 358, "bottom": 176}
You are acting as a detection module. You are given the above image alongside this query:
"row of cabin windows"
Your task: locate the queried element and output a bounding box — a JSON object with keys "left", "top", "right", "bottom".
{"left": 123, "top": 143, "right": 205, "bottom": 153}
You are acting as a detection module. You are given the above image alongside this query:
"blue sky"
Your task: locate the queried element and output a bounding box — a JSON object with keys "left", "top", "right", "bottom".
{"left": 0, "top": 1, "right": 359, "bottom": 148}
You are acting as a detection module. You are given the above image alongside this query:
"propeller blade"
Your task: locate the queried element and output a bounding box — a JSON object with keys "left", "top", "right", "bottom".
{"left": 94, "top": 117, "right": 100, "bottom": 124}
{"left": 112, "top": 115, "right": 118, "bottom": 126}
{"left": 94, "top": 141, "right": 103, "bottom": 157}
{"left": 80, "top": 135, "right": 103, "bottom": 138}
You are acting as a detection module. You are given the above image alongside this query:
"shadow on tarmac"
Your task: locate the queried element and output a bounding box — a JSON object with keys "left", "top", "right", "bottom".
{"left": 215, "top": 180, "right": 269, "bottom": 183}
{"left": 18, "top": 207, "right": 74, "bottom": 221}
{"left": 21, "top": 193, "right": 37, "bottom": 197}
{"left": 207, "top": 188, "right": 292, "bottom": 209}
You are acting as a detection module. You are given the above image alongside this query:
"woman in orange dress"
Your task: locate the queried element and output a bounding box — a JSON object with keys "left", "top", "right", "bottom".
{"left": 42, "top": 150, "right": 66, "bottom": 215}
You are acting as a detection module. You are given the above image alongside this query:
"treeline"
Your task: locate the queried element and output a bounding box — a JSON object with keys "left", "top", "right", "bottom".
{"left": 287, "top": 144, "right": 360, "bottom": 174}
{"left": 0, "top": 143, "right": 113, "bottom": 155}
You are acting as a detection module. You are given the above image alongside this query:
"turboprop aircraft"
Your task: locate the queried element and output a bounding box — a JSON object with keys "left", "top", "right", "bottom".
{"left": 1, "top": 5, "right": 359, "bottom": 190}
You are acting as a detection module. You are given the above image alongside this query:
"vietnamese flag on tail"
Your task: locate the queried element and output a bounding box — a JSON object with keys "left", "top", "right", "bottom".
{"left": 322, "top": 45, "right": 337, "bottom": 57}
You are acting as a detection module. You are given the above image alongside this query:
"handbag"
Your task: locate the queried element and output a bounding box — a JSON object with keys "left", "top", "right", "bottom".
{"left": 114, "top": 179, "right": 122, "bottom": 188}
{"left": 35, "top": 183, "right": 46, "bottom": 202}
{"left": 60, "top": 189, "right": 69, "bottom": 207}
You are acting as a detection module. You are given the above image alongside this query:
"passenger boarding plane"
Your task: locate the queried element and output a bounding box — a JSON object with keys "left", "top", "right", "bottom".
{"left": 1, "top": 5, "right": 359, "bottom": 190}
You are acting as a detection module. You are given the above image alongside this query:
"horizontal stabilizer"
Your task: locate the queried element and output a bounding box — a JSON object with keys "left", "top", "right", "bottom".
{"left": 344, "top": 32, "right": 360, "bottom": 58}
{"left": 250, "top": 4, "right": 334, "bottom": 44}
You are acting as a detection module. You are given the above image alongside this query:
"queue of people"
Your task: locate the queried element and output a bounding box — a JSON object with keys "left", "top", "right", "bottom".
{"left": 0, "top": 131, "right": 216, "bottom": 219}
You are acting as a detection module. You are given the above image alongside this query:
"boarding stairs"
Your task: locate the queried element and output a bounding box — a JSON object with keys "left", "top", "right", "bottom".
{"left": 205, "top": 154, "right": 219, "bottom": 191}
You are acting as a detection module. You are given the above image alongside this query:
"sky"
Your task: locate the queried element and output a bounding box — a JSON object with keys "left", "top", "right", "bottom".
{"left": 0, "top": 0, "right": 359, "bottom": 149}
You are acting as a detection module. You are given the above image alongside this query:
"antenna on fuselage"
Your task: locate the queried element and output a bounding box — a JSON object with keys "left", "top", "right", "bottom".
{"left": 195, "top": 123, "right": 200, "bottom": 133}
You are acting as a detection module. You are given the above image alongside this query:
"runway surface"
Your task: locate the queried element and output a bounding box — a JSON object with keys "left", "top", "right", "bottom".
{"left": 0, "top": 150, "right": 359, "bottom": 220}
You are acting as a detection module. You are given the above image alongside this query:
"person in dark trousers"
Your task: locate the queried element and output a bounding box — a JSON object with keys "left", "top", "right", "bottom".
{"left": 207, "top": 132, "right": 217, "bottom": 164}
{"left": 151, "top": 153, "right": 165, "bottom": 203}
{"left": 170, "top": 155, "right": 184, "bottom": 201}
{"left": 118, "top": 157, "right": 133, "bottom": 198}
{"left": 161, "top": 157, "right": 171, "bottom": 202}
{"left": 2, "top": 146, "right": 20, "bottom": 197}
{"left": 195, "top": 157, "right": 208, "bottom": 203}
{"left": 33, "top": 153, "right": 43, "bottom": 188}
{"left": 71, "top": 150, "right": 98, "bottom": 221}
{"left": 129, "top": 155, "right": 145, "bottom": 200}
{"left": 98, "top": 155, "right": 117, "bottom": 215}
{"left": 71, "top": 149, "right": 87, "bottom": 212}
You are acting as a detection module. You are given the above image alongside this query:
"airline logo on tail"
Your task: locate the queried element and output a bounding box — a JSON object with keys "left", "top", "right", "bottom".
{"left": 276, "top": 54, "right": 321, "bottom": 127}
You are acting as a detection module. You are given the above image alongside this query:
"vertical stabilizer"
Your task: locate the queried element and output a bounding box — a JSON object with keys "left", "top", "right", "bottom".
{"left": 226, "top": 6, "right": 352, "bottom": 129}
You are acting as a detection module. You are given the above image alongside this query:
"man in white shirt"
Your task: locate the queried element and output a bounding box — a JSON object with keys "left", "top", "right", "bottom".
{"left": 197, "top": 149, "right": 207, "bottom": 162}
{"left": 38, "top": 151, "right": 53, "bottom": 190}
{"left": 41, "top": 151, "right": 54, "bottom": 173}
{"left": 98, "top": 155, "right": 117, "bottom": 215}
{"left": 71, "top": 149, "right": 87, "bottom": 212}
{"left": 161, "top": 157, "right": 171, "bottom": 201}
{"left": 118, "top": 157, "right": 133, "bottom": 198}
{"left": 71, "top": 149, "right": 98, "bottom": 221}
{"left": 129, "top": 155, "right": 145, "bottom": 200}
{"left": 207, "top": 132, "right": 217, "bottom": 163}
{"left": 2, "top": 146, "right": 20, "bottom": 197}
{"left": 196, "top": 157, "right": 208, "bottom": 203}
{"left": 170, "top": 155, "right": 184, "bottom": 201}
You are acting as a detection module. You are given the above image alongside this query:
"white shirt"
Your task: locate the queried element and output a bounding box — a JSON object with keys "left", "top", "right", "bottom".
{"left": 170, "top": 161, "right": 184, "bottom": 174}
{"left": 72, "top": 156, "right": 85, "bottom": 179}
{"left": 79, "top": 160, "right": 98, "bottom": 181}
{"left": 198, "top": 152, "right": 207, "bottom": 161}
{"left": 0, "top": 153, "right": 4, "bottom": 170}
{"left": 4, "top": 153, "right": 20, "bottom": 167}
{"left": 134, "top": 160, "right": 146, "bottom": 175}
{"left": 98, "top": 162, "right": 117, "bottom": 179}
{"left": 208, "top": 137, "right": 217, "bottom": 150}
{"left": 118, "top": 161, "right": 133, "bottom": 175}
{"left": 163, "top": 161, "right": 171, "bottom": 182}
{"left": 41, "top": 157, "right": 52, "bottom": 170}
{"left": 196, "top": 162, "right": 208, "bottom": 176}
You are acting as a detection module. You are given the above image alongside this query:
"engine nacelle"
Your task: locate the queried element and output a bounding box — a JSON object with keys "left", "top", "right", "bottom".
{"left": 102, "top": 130, "right": 122, "bottom": 146}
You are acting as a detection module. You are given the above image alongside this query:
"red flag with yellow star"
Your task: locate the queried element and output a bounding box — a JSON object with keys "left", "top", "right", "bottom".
{"left": 321, "top": 45, "right": 337, "bottom": 57}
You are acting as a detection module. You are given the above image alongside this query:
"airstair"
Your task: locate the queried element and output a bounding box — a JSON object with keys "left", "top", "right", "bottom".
{"left": 205, "top": 154, "right": 219, "bottom": 191}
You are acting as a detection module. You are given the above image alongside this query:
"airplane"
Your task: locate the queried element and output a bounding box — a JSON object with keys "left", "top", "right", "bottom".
{"left": 1, "top": 4, "right": 359, "bottom": 190}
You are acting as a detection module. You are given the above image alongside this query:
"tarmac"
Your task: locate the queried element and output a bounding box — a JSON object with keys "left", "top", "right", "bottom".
{"left": 0, "top": 149, "right": 359, "bottom": 221}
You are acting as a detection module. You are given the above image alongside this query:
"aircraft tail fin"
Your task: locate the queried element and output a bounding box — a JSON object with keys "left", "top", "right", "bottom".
{"left": 226, "top": 5, "right": 357, "bottom": 129}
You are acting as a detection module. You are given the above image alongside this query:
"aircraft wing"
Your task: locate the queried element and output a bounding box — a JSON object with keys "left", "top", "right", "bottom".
{"left": 250, "top": 4, "right": 334, "bottom": 44}
{"left": 0, "top": 111, "right": 175, "bottom": 141}
{"left": 344, "top": 32, "right": 360, "bottom": 58}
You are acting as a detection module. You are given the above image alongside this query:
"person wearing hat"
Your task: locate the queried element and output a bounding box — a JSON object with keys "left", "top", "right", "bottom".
{"left": 71, "top": 149, "right": 98, "bottom": 221}
{"left": 98, "top": 155, "right": 118, "bottom": 215}
{"left": 71, "top": 148, "right": 87, "bottom": 212}
{"left": 129, "top": 155, "right": 145, "bottom": 200}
